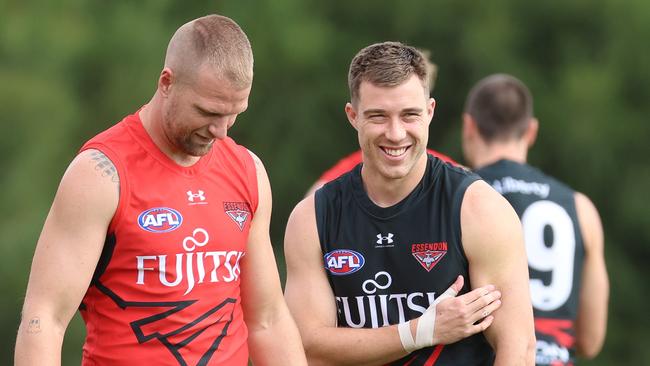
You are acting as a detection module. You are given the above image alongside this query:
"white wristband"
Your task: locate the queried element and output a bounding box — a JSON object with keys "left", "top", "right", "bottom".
{"left": 398, "top": 285, "right": 458, "bottom": 353}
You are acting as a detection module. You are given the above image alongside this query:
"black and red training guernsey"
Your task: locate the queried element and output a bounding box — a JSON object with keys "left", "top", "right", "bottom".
{"left": 318, "top": 149, "right": 458, "bottom": 184}
{"left": 477, "top": 159, "right": 585, "bottom": 366}
{"left": 78, "top": 111, "right": 257, "bottom": 365}
{"left": 315, "top": 154, "right": 495, "bottom": 365}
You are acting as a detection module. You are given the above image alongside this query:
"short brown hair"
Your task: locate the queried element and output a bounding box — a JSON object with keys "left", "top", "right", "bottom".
{"left": 464, "top": 74, "right": 533, "bottom": 142}
{"left": 418, "top": 48, "right": 438, "bottom": 92}
{"left": 165, "top": 14, "right": 253, "bottom": 88}
{"left": 348, "top": 42, "right": 429, "bottom": 104}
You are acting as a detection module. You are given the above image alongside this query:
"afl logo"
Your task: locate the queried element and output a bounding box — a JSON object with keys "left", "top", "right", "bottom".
{"left": 324, "top": 249, "right": 365, "bottom": 275}
{"left": 138, "top": 207, "right": 183, "bottom": 233}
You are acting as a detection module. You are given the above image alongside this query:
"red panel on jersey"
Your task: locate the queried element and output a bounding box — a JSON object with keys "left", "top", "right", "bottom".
{"left": 78, "top": 111, "right": 257, "bottom": 365}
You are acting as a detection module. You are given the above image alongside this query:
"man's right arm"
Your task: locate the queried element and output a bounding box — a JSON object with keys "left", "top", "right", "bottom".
{"left": 15, "top": 149, "right": 119, "bottom": 365}
{"left": 574, "top": 192, "right": 608, "bottom": 359}
{"left": 283, "top": 195, "right": 501, "bottom": 366}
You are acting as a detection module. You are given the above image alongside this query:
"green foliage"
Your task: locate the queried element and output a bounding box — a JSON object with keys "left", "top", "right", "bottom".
{"left": 2, "top": 0, "right": 648, "bottom": 364}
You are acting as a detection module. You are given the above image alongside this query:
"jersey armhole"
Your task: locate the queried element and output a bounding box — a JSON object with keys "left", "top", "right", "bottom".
{"left": 79, "top": 143, "right": 129, "bottom": 234}
{"left": 451, "top": 175, "right": 480, "bottom": 268}
{"left": 313, "top": 188, "right": 328, "bottom": 254}
{"left": 314, "top": 188, "right": 339, "bottom": 296}
{"left": 242, "top": 148, "right": 260, "bottom": 215}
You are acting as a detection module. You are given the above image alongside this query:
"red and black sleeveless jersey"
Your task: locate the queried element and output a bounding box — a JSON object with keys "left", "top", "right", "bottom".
{"left": 315, "top": 154, "right": 494, "bottom": 365}
{"left": 78, "top": 111, "right": 258, "bottom": 365}
{"left": 317, "top": 149, "right": 458, "bottom": 184}
{"left": 476, "top": 159, "right": 585, "bottom": 366}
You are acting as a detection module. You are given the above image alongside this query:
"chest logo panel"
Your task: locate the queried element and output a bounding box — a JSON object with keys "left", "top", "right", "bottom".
{"left": 186, "top": 190, "right": 207, "bottom": 205}
{"left": 223, "top": 202, "right": 251, "bottom": 231}
{"left": 324, "top": 249, "right": 365, "bottom": 275}
{"left": 138, "top": 207, "right": 183, "bottom": 233}
{"left": 411, "top": 242, "right": 448, "bottom": 272}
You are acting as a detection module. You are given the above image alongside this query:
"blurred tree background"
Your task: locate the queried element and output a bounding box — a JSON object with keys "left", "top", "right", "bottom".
{"left": 1, "top": 0, "right": 648, "bottom": 364}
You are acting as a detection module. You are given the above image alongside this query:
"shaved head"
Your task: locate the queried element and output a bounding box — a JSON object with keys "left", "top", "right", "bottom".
{"left": 164, "top": 14, "right": 253, "bottom": 88}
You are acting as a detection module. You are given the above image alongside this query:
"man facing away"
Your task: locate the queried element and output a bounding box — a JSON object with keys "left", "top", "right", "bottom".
{"left": 15, "top": 14, "right": 307, "bottom": 365}
{"left": 462, "top": 74, "right": 609, "bottom": 365}
{"left": 284, "top": 42, "right": 535, "bottom": 365}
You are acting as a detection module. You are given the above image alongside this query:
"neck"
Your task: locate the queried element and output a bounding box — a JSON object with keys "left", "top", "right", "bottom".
{"left": 471, "top": 139, "right": 528, "bottom": 169}
{"left": 139, "top": 94, "right": 200, "bottom": 167}
{"left": 361, "top": 153, "right": 428, "bottom": 207}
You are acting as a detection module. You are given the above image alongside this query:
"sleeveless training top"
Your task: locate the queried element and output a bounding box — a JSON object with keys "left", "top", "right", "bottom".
{"left": 476, "top": 159, "right": 585, "bottom": 366}
{"left": 318, "top": 149, "right": 458, "bottom": 184}
{"left": 315, "top": 154, "right": 495, "bottom": 365}
{"left": 78, "top": 111, "right": 258, "bottom": 365}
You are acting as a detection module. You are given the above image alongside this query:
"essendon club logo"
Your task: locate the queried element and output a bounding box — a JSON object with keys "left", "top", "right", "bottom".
{"left": 223, "top": 202, "right": 251, "bottom": 231}
{"left": 411, "top": 242, "right": 448, "bottom": 272}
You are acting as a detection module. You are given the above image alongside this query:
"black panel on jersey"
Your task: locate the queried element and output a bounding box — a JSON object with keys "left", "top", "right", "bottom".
{"left": 91, "top": 232, "right": 117, "bottom": 285}
{"left": 315, "top": 154, "right": 494, "bottom": 366}
{"left": 477, "top": 159, "right": 585, "bottom": 365}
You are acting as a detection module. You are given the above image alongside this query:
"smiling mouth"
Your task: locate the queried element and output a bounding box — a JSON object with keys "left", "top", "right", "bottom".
{"left": 381, "top": 146, "right": 409, "bottom": 157}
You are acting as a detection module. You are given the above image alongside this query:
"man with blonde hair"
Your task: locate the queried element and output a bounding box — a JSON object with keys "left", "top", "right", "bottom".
{"left": 15, "top": 14, "right": 307, "bottom": 365}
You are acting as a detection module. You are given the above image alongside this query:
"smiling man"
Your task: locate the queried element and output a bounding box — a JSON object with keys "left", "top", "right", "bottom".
{"left": 284, "top": 42, "right": 535, "bottom": 365}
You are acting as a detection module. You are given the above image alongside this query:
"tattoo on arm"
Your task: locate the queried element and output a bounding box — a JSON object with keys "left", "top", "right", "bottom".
{"left": 89, "top": 150, "right": 119, "bottom": 184}
{"left": 27, "top": 317, "right": 41, "bottom": 334}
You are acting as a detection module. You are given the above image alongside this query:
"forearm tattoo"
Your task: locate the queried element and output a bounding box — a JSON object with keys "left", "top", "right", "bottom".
{"left": 89, "top": 150, "right": 120, "bottom": 188}
{"left": 27, "top": 317, "right": 41, "bottom": 334}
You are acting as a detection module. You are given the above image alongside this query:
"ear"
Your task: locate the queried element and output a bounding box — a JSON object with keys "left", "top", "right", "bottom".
{"left": 345, "top": 102, "right": 359, "bottom": 130}
{"left": 462, "top": 113, "right": 476, "bottom": 141}
{"left": 158, "top": 67, "right": 174, "bottom": 97}
{"left": 426, "top": 97, "right": 436, "bottom": 126}
{"left": 461, "top": 113, "right": 478, "bottom": 167}
{"left": 525, "top": 118, "right": 539, "bottom": 148}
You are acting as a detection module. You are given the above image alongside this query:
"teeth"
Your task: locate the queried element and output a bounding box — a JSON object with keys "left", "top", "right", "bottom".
{"left": 383, "top": 147, "right": 407, "bottom": 156}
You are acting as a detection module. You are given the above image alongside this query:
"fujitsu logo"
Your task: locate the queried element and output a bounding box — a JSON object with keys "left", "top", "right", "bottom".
{"left": 135, "top": 227, "right": 245, "bottom": 296}
{"left": 335, "top": 271, "right": 440, "bottom": 328}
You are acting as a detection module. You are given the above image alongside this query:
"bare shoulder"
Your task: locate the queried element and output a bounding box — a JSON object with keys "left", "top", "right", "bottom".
{"left": 64, "top": 149, "right": 119, "bottom": 196}
{"left": 284, "top": 195, "right": 317, "bottom": 251}
{"left": 461, "top": 180, "right": 523, "bottom": 260}
{"left": 462, "top": 179, "right": 516, "bottom": 219}
{"left": 246, "top": 148, "right": 266, "bottom": 171}
{"left": 246, "top": 149, "right": 271, "bottom": 196}
{"left": 85, "top": 149, "right": 120, "bottom": 185}
{"left": 242, "top": 148, "right": 270, "bottom": 206}
{"left": 55, "top": 149, "right": 120, "bottom": 220}
{"left": 574, "top": 191, "right": 600, "bottom": 222}
{"left": 574, "top": 192, "right": 604, "bottom": 252}
{"left": 289, "top": 195, "right": 316, "bottom": 226}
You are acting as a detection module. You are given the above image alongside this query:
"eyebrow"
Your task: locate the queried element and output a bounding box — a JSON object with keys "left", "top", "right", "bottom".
{"left": 401, "top": 108, "right": 424, "bottom": 114}
{"left": 362, "top": 107, "right": 424, "bottom": 116}
{"left": 363, "top": 109, "right": 386, "bottom": 116}
{"left": 194, "top": 104, "right": 222, "bottom": 116}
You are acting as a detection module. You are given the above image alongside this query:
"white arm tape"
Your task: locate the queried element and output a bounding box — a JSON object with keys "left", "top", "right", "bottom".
{"left": 398, "top": 285, "right": 458, "bottom": 353}
{"left": 398, "top": 321, "right": 417, "bottom": 353}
